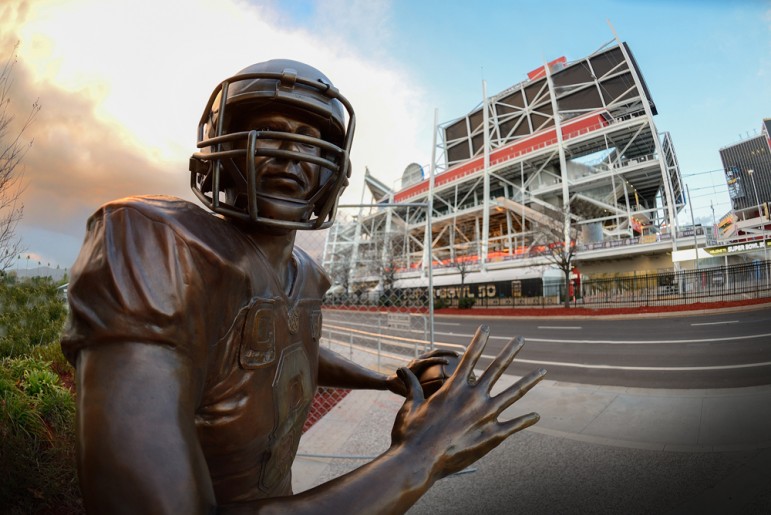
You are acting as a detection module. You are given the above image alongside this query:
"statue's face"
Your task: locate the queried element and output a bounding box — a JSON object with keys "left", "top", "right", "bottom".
{"left": 226, "top": 108, "right": 332, "bottom": 225}
{"left": 235, "top": 110, "right": 323, "bottom": 202}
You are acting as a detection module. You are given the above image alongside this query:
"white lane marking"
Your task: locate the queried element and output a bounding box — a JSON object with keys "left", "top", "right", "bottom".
{"left": 537, "top": 326, "right": 582, "bottom": 330}
{"left": 363, "top": 327, "right": 771, "bottom": 345}
{"left": 434, "top": 322, "right": 461, "bottom": 326}
{"left": 691, "top": 320, "right": 739, "bottom": 326}
{"left": 511, "top": 357, "right": 771, "bottom": 372}
{"left": 484, "top": 333, "right": 771, "bottom": 345}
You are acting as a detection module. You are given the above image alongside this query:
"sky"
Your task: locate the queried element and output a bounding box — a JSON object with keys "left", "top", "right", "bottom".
{"left": 1, "top": 0, "right": 769, "bottom": 270}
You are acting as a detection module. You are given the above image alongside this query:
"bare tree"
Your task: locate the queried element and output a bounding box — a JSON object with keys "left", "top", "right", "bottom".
{"left": 532, "top": 205, "right": 579, "bottom": 308}
{"left": 448, "top": 246, "right": 477, "bottom": 308}
{"left": 0, "top": 43, "right": 40, "bottom": 272}
{"left": 326, "top": 249, "right": 353, "bottom": 301}
{"left": 372, "top": 233, "right": 405, "bottom": 306}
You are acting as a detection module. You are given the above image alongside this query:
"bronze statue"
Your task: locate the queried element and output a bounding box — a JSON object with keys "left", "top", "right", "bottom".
{"left": 61, "top": 59, "right": 545, "bottom": 513}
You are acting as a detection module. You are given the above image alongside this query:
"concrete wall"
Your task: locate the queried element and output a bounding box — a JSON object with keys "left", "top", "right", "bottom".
{"left": 579, "top": 254, "right": 672, "bottom": 276}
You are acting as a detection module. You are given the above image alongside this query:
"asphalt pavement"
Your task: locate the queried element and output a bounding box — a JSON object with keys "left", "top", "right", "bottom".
{"left": 292, "top": 332, "right": 771, "bottom": 514}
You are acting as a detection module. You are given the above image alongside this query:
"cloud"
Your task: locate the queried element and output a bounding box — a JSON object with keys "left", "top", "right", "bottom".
{"left": 0, "top": 0, "right": 431, "bottom": 266}
{"left": 3, "top": 52, "right": 186, "bottom": 236}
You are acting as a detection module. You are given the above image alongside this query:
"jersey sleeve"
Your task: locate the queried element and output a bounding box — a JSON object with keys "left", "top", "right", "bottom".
{"left": 61, "top": 201, "right": 220, "bottom": 368}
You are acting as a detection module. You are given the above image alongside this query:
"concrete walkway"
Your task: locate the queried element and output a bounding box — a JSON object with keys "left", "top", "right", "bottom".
{"left": 293, "top": 358, "right": 771, "bottom": 513}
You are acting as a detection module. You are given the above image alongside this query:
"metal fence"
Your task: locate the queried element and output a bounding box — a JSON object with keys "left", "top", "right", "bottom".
{"left": 467, "top": 260, "right": 771, "bottom": 309}
{"left": 577, "top": 260, "right": 771, "bottom": 308}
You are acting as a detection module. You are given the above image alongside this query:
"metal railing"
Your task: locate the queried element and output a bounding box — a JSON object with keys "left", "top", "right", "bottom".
{"left": 321, "top": 316, "right": 434, "bottom": 364}
{"left": 469, "top": 260, "right": 771, "bottom": 309}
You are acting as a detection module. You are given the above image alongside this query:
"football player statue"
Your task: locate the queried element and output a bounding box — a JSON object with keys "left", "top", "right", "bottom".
{"left": 62, "top": 59, "right": 545, "bottom": 514}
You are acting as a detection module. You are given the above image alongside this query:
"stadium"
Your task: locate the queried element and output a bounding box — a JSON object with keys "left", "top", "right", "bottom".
{"left": 321, "top": 36, "right": 765, "bottom": 307}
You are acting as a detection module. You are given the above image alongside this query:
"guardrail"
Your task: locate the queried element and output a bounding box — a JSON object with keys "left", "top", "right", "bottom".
{"left": 321, "top": 321, "right": 465, "bottom": 364}
{"left": 322, "top": 323, "right": 428, "bottom": 372}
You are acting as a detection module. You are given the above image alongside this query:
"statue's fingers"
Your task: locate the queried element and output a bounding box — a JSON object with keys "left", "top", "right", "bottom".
{"left": 494, "top": 368, "right": 547, "bottom": 413}
{"left": 450, "top": 325, "right": 490, "bottom": 385}
{"left": 477, "top": 336, "right": 525, "bottom": 393}
{"left": 467, "top": 411, "right": 541, "bottom": 452}
{"left": 397, "top": 366, "right": 425, "bottom": 405}
{"left": 498, "top": 412, "right": 541, "bottom": 438}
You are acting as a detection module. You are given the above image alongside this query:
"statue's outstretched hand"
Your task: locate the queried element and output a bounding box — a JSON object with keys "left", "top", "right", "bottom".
{"left": 390, "top": 325, "right": 545, "bottom": 480}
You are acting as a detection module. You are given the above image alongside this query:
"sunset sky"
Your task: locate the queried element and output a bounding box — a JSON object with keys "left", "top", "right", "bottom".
{"left": 2, "top": 0, "right": 769, "bottom": 270}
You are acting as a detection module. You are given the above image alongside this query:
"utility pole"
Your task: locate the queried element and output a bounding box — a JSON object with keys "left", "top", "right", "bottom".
{"left": 686, "top": 184, "right": 699, "bottom": 269}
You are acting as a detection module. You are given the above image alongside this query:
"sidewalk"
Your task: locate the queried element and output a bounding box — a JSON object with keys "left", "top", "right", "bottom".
{"left": 293, "top": 358, "right": 771, "bottom": 513}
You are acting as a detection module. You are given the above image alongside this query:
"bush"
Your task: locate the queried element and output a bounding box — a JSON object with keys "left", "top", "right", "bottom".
{"left": 0, "top": 346, "right": 81, "bottom": 513}
{"left": 458, "top": 297, "right": 476, "bottom": 309}
{"left": 0, "top": 276, "right": 68, "bottom": 358}
{"left": 0, "top": 277, "right": 80, "bottom": 512}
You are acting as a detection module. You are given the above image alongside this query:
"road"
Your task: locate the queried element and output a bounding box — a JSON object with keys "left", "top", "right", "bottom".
{"left": 323, "top": 304, "right": 771, "bottom": 388}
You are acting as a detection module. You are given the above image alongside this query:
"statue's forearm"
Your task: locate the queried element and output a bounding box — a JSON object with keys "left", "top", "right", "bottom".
{"left": 220, "top": 444, "right": 436, "bottom": 515}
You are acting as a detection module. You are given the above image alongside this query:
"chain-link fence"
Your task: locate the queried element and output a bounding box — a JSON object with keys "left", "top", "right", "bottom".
{"left": 302, "top": 387, "right": 351, "bottom": 433}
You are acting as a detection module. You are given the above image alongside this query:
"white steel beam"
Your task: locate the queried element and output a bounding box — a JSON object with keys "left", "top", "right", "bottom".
{"left": 544, "top": 61, "right": 572, "bottom": 250}
{"left": 482, "top": 80, "right": 491, "bottom": 271}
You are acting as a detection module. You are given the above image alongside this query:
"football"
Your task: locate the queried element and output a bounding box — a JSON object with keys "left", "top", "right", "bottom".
{"left": 418, "top": 354, "right": 462, "bottom": 397}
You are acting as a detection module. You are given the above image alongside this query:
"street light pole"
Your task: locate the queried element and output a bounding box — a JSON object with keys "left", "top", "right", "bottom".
{"left": 747, "top": 168, "right": 769, "bottom": 285}
{"left": 686, "top": 184, "right": 700, "bottom": 270}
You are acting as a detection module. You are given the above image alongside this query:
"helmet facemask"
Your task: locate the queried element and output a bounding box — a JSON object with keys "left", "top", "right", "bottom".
{"left": 190, "top": 60, "right": 355, "bottom": 230}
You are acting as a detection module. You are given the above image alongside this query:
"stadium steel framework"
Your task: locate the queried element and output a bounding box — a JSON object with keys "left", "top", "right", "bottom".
{"left": 322, "top": 36, "right": 688, "bottom": 299}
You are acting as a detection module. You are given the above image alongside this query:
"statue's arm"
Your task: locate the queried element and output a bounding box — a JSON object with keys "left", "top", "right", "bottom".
{"left": 221, "top": 325, "right": 544, "bottom": 515}
{"left": 75, "top": 327, "right": 542, "bottom": 515}
{"left": 317, "top": 346, "right": 390, "bottom": 389}
{"left": 318, "top": 346, "right": 456, "bottom": 395}
{"left": 75, "top": 342, "right": 216, "bottom": 514}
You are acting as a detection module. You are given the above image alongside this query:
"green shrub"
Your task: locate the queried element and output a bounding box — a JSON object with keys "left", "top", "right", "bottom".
{"left": 0, "top": 338, "right": 81, "bottom": 512}
{"left": 458, "top": 297, "right": 476, "bottom": 309}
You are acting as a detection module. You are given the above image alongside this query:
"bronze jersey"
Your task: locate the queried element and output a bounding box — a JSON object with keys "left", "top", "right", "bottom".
{"left": 62, "top": 195, "right": 330, "bottom": 503}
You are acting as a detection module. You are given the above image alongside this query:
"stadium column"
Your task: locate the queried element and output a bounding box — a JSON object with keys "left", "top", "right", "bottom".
{"left": 543, "top": 60, "right": 572, "bottom": 252}
{"left": 482, "top": 80, "right": 491, "bottom": 272}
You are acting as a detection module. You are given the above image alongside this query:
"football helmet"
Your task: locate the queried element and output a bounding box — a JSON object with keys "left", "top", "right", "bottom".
{"left": 189, "top": 59, "right": 355, "bottom": 230}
